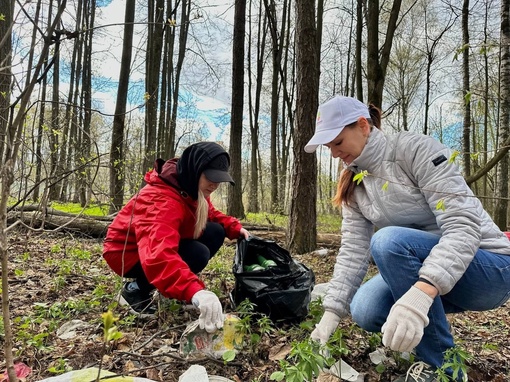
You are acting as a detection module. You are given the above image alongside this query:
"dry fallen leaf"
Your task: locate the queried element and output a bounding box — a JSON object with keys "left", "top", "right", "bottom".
{"left": 145, "top": 368, "right": 161, "bottom": 381}
{"left": 268, "top": 343, "right": 292, "bottom": 361}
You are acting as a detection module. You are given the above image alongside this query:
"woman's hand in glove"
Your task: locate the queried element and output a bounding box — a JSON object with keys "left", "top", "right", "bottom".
{"left": 191, "top": 290, "right": 224, "bottom": 333}
{"left": 310, "top": 311, "right": 342, "bottom": 345}
{"left": 382, "top": 286, "right": 434, "bottom": 352}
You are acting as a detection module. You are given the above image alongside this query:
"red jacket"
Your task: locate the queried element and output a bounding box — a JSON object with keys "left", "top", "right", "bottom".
{"left": 103, "top": 163, "right": 243, "bottom": 302}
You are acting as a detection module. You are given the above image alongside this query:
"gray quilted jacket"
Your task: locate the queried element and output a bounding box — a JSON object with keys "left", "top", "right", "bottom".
{"left": 323, "top": 127, "right": 510, "bottom": 317}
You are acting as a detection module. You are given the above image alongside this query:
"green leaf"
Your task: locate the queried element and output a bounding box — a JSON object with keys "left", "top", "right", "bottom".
{"left": 269, "top": 371, "right": 285, "bottom": 381}
{"left": 375, "top": 363, "right": 386, "bottom": 373}
{"left": 222, "top": 350, "right": 236, "bottom": 363}
{"left": 464, "top": 91, "right": 472, "bottom": 104}
{"left": 381, "top": 181, "right": 389, "bottom": 191}
{"left": 436, "top": 199, "right": 446, "bottom": 212}
{"left": 102, "top": 310, "right": 115, "bottom": 331}
{"left": 102, "top": 310, "right": 122, "bottom": 342}
{"left": 448, "top": 150, "right": 460, "bottom": 164}
{"left": 353, "top": 170, "right": 368, "bottom": 185}
{"left": 106, "top": 327, "right": 123, "bottom": 341}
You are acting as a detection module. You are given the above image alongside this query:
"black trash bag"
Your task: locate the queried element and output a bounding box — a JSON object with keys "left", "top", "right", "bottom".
{"left": 231, "top": 236, "right": 315, "bottom": 322}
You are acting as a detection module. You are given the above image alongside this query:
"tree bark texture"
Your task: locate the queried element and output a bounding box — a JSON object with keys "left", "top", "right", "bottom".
{"left": 496, "top": 0, "right": 510, "bottom": 230}
{"left": 144, "top": 0, "right": 164, "bottom": 171}
{"left": 228, "top": 0, "right": 247, "bottom": 219}
{"left": 288, "top": 0, "right": 318, "bottom": 254}
{"left": 462, "top": 0, "right": 472, "bottom": 178}
{"left": 110, "top": 0, "right": 136, "bottom": 213}
{"left": 366, "top": 0, "right": 402, "bottom": 108}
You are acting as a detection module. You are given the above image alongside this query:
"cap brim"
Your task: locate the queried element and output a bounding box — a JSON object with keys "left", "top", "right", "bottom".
{"left": 304, "top": 127, "right": 343, "bottom": 153}
{"left": 203, "top": 169, "right": 235, "bottom": 185}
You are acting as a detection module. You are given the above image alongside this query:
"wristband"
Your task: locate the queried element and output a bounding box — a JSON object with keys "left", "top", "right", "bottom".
{"left": 418, "top": 277, "right": 435, "bottom": 287}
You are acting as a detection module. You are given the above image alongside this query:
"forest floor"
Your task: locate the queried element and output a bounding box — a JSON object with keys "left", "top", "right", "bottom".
{"left": 1, "top": 229, "right": 510, "bottom": 382}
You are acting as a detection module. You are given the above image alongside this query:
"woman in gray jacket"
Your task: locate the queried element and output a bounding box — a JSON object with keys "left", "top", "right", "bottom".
{"left": 305, "top": 95, "right": 510, "bottom": 382}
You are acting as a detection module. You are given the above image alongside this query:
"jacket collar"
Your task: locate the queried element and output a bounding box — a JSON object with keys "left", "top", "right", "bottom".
{"left": 346, "top": 127, "right": 386, "bottom": 173}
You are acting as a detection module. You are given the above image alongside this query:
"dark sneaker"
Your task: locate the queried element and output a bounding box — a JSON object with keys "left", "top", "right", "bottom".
{"left": 394, "top": 362, "right": 438, "bottom": 382}
{"left": 118, "top": 282, "right": 157, "bottom": 318}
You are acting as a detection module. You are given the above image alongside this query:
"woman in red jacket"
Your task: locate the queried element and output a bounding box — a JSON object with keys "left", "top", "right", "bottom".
{"left": 103, "top": 142, "right": 250, "bottom": 333}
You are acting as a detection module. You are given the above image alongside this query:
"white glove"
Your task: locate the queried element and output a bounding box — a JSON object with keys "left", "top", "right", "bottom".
{"left": 382, "top": 286, "right": 434, "bottom": 352}
{"left": 310, "top": 311, "right": 342, "bottom": 345}
{"left": 191, "top": 290, "right": 224, "bottom": 333}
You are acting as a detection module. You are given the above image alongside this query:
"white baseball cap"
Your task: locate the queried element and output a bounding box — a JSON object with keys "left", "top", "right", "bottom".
{"left": 304, "top": 95, "right": 370, "bottom": 153}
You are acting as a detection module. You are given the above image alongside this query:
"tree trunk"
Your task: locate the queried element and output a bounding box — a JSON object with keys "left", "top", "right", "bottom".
{"left": 247, "top": 0, "right": 266, "bottom": 213}
{"left": 169, "top": 0, "right": 190, "bottom": 158}
{"left": 366, "top": 0, "right": 402, "bottom": 107}
{"left": 277, "top": 0, "right": 291, "bottom": 212}
{"left": 0, "top": 0, "right": 13, "bottom": 164}
{"left": 482, "top": 1, "right": 490, "bottom": 204}
{"left": 23, "top": 0, "right": 43, "bottom": 202}
{"left": 288, "top": 0, "right": 319, "bottom": 254}
{"left": 496, "top": 0, "right": 510, "bottom": 230}
{"left": 109, "top": 0, "right": 136, "bottom": 213}
{"left": 1, "top": 1, "right": 67, "bottom": 379}
{"left": 0, "top": 3, "right": 16, "bottom": 380}
{"left": 48, "top": 34, "right": 61, "bottom": 201}
{"left": 355, "top": 0, "right": 363, "bottom": 100}
{"left": 78, "top": 0, "right": 96, "bottom": 207}
{"left": 462, "top": 0, "right": 472, "bottom": 178}
{"left": 227, "top": 0, "right": 246, "bottom": 219}
{"left": 59, "top": 0, "right": 84, "bottom": 201}
{"left": 264, "top": 0, "right": 281, "bottom": 213}
{"left": 144, "top": 0, "right": 164, "bottom": 170}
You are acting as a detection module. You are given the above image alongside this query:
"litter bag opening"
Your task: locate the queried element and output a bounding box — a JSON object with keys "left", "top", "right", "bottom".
{"left": 231, "top": 236, "right": 315, "bottom": 322}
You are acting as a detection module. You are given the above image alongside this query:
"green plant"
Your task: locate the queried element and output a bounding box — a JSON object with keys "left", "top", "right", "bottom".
{"left": 437, "top": 346, "right": 471, "bottom": 382}
{"left": 68, "top": 247, "right": 92, "bottom": 260}
{"left": 102, "top": 310, "right": 123, "bottom": 343}
{"left": 33, "top": 299, "right": 89, "bottom": 321}
{"left": 299, "top": 298, "right": 324, "bottom": 332}
{"left": 393, "top": 351, "right": 416, "bottom": 371}
{"left": 481, "top": 342, "right": 498, "bottom": 351}
{"left": 222, "top": 349, "right": 236, "bottom": 363}
{"left": 270, "top": 338, "right": 333, "bottom": 382}
{"left": 15, "top": 319, "right": 52, "bottom": 353}
{"left": 48, "top": 358, "right": 71, "bottom": 374}
{"left": 50, "top": 244, "right": 62, "bottom": 253}
{"left": 327, "top": 327, "right": 349, "bottom": 359}
{"left": 19, "top": 252, "right": 31, "bottom": 262}
{"left": 367, "top": 332, "right": 382, "bottom": 351}
{"left": 27, "top": 332, "right": 51, "bottom": 351}
{"left": 92, "top": 284, "right": 109, "bottom": 299}
{"left": 234, "top": 300, "right": 260, "bottom": 349}
{"left": 51, "top": 201, "right": 109, "bottom": 216}
{"left": 52, "top": 275, "right": 66, "bottom": 291}
{"left": 233, "top": 299, "right": 277, "bottom": 353}
{"left": 157, "top": 297, "right": 182, "bottom": 314}
{"left": 256, "top": 315, "right": 275, "bottom": 337}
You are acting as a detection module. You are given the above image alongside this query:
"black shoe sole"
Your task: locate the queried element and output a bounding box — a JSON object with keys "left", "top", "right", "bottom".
{"left": 118, "top": 292, "right": 157, "bottom": 318}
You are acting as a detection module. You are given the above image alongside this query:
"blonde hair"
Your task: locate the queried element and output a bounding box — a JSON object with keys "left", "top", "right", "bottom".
{"left": 194, "top": 189, "right": 209, "bottom": 238}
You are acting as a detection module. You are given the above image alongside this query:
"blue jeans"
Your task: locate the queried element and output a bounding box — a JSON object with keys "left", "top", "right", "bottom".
{"left": 350, "top": 226, "right": 510, "bottom": 370}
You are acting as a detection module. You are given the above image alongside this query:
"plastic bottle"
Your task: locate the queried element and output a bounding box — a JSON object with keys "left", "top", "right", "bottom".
{"left": 244, "top": 264, "right": 265, "bottom": 272}
{"left": 257, "top": 255, "right": 277, "bottom": 268}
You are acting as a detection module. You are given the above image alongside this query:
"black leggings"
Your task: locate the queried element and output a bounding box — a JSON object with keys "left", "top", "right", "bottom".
{"left": 124, "top": 222, "right": 226, "bottom": 294}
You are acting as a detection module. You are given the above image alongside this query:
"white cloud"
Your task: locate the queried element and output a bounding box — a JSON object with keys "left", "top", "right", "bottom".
{"left": 195, "top": 94, "right": 229, "bottom": 111}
